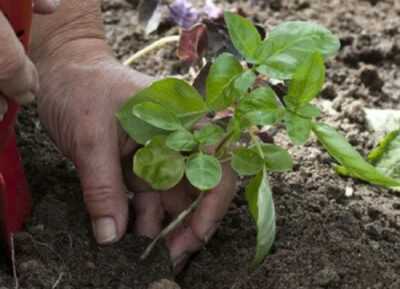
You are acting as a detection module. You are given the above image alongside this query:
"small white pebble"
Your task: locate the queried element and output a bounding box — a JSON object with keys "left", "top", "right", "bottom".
{"left": 148, "top": 279, "right": 181, "bottom": 289}
{"left": 345, "top": 186, "right": 354, "bottom": 198}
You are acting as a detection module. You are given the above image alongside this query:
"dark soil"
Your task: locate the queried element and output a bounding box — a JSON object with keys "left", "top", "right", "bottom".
{"left": 2, "top": 0, "right": 400, "bottom": 288}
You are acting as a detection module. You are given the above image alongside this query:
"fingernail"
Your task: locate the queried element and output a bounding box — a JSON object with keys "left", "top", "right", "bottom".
{"left": 0, "top": 97, "right": 8, "bottom": 121}
{"left": 15, "top": 92, "right": 35, "bottom": 105}
{"left": 92, "top": 217, "right": 118, "bottom": 244}
{"left": 172, "top": 252, "right": 189, "bottom": 272}
{"left": 50, "top": 0, "right": 61, "bottom": 10}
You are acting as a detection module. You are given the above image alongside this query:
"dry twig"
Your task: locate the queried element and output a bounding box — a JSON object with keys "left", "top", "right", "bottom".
{"left": 123, "top": 35, "right": 180, "bottom": 66}
{"left": 10, "top": 234, "right": 19, "bottom": 289}
{"left": 51, "top": 272, "right": 64, "bottom": 289}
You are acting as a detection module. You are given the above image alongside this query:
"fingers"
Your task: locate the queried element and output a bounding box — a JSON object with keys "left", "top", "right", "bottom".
{"left": 133, "top": 192, "right": 164, "bottom": 238}
{"left": 0, "top": 12, "right": 39, "bottom": 105}
{"left": 75, "top": 127, "right": 128, "bottom": 245}
{"left": 160, "top": 182, "right": 193, "bottom": 219}
{"left": 128, "top": 176, "right": 190, "bottom": 238}
{"left": 168, "top": 164, "right": 237, "bottom": 271}
{"left": 122, "top": 161, "right": 164, "bottom": 238}
{"left": 189, "top": 165, "right": 237, "bottom": 242}
{"left": 0, "top": 96, "right": 8, "bottom": 121}
{"left": 33, "top": 0, "right": 61, "bottom": 14}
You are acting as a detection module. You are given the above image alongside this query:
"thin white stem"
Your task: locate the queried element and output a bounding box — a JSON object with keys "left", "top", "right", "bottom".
{"left": 140, "top": 191, "right": 206, "bottom": 260}
{"left": 123, "top": 35, "right": 180, "bottom": 66}
{"left": 52, "top": 272, "right": 64, "bottom": 289}
{"left": 10, "top": 234, "right": 19, "bottom": 289}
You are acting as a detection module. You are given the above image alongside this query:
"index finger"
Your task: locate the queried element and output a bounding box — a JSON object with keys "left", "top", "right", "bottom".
{"left": 167, "top": 163, "right": 237, "bottom": 271}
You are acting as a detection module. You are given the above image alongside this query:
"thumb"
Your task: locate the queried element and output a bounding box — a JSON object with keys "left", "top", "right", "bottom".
{"left": 33, "top": 0, "right": 61, "bottom": 14}
{"left": 74, "top": 136, "right": 128, "bottom": 245}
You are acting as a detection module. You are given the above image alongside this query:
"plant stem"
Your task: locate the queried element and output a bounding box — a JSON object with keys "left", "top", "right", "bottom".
{"left": 250, "top": 130, "right": 265, "bottom": 159}
{"left": 123, "top": 35, "right": 180, "bottom": 66}
{"left": 219, "top": 157, "right": 232, "bottom": 163}
{"left": 215, "top": 130, "right": 235, "bottom": 157}
{"left": 140, "top": 190, "right": 206, "bottom": 260}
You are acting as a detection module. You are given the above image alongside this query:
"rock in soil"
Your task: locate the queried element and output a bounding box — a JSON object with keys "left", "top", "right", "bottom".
{"left": 148, "top": 279, "right": 181, "bottom": 289}
{"left": 314, "top": 268, "right": 341, "bottom": 287}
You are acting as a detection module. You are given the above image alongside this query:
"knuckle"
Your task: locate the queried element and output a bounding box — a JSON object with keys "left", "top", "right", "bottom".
{"left": 83, "top": 184, "right": 115, "bottom": 204}
{"left": 75, "top": 125, "right": 104, "bottom": 152}
{"left": 78, "top": 130, "right": 97, "bottom": 150}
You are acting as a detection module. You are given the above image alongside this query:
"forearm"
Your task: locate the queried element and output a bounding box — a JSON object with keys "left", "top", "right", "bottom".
{"left": 30, "top": 0, "right": 111, "bottom": 68}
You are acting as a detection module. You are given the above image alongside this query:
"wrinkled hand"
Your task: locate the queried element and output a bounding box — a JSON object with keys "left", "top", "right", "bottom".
{"left": 0, "top": 0, "right": 60, "bottom": 120}
{"left": 37, "top": 51, "right": 237, "bottom": 271}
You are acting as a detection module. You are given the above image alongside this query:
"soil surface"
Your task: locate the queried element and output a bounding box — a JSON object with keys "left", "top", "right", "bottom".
{"left": 2, "top": 0, "right": 400, "bottom": 288}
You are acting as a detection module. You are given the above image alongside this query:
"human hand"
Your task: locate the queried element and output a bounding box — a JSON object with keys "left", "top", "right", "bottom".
{"left": 31, "top": 0, "right": 237, "bottom": 271}
{"left": 0, "top": 0, "right": 60, "bottom": 120}
{"left": 36, "top": 47, "right": 237, "bottom": 270}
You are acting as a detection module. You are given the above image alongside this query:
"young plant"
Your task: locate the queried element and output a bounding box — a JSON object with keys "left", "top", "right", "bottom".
{"left": 117, "top": 12, "right": 400, "bottom": 267}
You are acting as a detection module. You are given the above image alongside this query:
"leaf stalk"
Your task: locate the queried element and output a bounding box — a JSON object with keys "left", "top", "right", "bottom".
{"left": 140, "top": 190, "right": 206, "bottom": 260}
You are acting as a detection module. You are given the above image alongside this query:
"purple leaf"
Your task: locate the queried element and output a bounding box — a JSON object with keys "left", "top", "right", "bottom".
{"left": 169, "top": 0, "right": 200, "bottom": 29}
{"left": 177, "top": 24, "right": 208, "bottom": 64}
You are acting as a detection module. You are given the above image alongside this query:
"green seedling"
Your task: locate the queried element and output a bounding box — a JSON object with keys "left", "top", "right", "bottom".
{"left": 117, "top": 12, "right": 400, "bottom": 268}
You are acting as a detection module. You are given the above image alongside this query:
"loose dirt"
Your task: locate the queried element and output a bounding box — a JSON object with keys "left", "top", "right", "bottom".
{"left": 1, "top": 0, "right": 400, "bottom": 288}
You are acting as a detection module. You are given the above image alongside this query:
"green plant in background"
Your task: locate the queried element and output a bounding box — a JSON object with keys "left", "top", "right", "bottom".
{"left": 117, "top": 12, "right": 400, "bottom": 267}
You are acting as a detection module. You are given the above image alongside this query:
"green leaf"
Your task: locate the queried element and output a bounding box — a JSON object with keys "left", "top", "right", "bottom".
{"left": 312, "top": 122, "right": 400, "bottom": 188}
{"left": 194, "top": 124, "right": 225, "bottom": 145}
{"left": 284, "top": 111, "right": 312, "bottom": 145}
{"left": 185, "top": 153, "right": 222, "bottom": 191}
{"left": 256, "top": 64, "right": 293, "bottom": 81}
{"left": 286, "top": 52, "right": 325, "bottom": 108}
{"left": 234, "top": 70, "right": 257, "bottom": 99}
{"left": 256, "top": 21, "right": 340, "bottom": 79}
{"left": 223, "top": 70, "right": 258, "bottom": 105}
{"left": 368, "top": 130, "right": 400, "bottom": 163}
{"left": 245, "top": 168, "right": 276, "bottom": 267}
{"left": 132, "top": 102, "right": 182, "bottom": 131}
{"left": 231, "top": 148, "right": 264, "bottom": 176}
{"left": 253, "top": 143, "right": 293, "bottom": 172}
{"left": 206, "top": 53, "right": 243, "bottom": 110}
{"left": 334, "top": 164, "right": 353, "bottom": 177}
{"left": 133, "top": 136, "right": 185, "bottom": 190}
{"left": 117, "top": 78, "right": 207, "bottom": 144}
{"left": 295, "top": 103, "right": 321, "bottom": 118}
{"left": 117, "top": 102, "right": 165, "bottom": 146}
{"left": 166, "top": 130, "right": 197, "bottom": 152}
{"left": 142, "top": 78, "right": 207, "bottom": 125}
{"left": 227, "top": 114, "right": 244, "bottom": 142}
{"left": 238, "top": 87, "right": 283, "bottom": 126}
{"left": 224, "top": 12, "right": 262, "bottom": 62}
{"left": 368, "top": 130, "right": 400, "bottom": 180}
